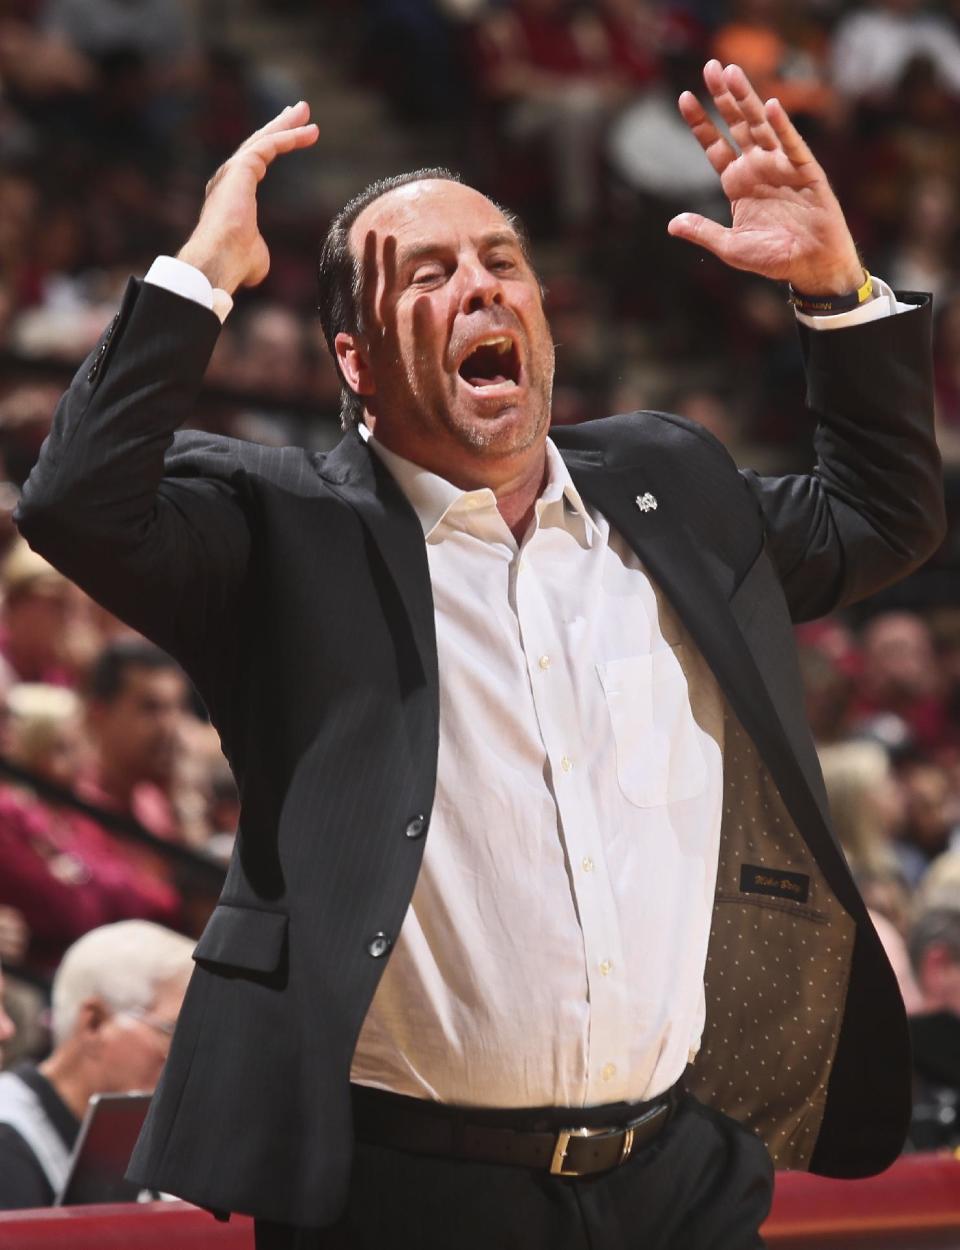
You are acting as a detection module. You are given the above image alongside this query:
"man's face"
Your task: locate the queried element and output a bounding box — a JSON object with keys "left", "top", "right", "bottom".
{"left": 92, "top": 975, "right": 187, "bottom": 1095}
{"left": 91, "top": 667, "right": 188, "bottom": 785}
{"left": 339, "top": 180, "right": 555, "bottom": 484}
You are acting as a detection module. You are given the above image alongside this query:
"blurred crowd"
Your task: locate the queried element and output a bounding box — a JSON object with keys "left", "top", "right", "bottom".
{"left": 0, "top": 0, "right": 958, "bottom": 1210}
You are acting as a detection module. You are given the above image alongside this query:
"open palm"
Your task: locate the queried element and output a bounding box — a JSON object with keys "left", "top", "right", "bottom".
{"left": 669, "top": 61, "right": 863, "bottom": 295}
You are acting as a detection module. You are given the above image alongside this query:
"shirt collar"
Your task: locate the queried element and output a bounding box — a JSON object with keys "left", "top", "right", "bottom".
{"left": 360, "top": 425, "right": 600, "bottom": 548}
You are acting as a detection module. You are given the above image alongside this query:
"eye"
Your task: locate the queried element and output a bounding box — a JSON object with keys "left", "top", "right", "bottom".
{"left": 411, "top": 265, "right": 445, "bottom": 287}
{"left": 487, "top": 255, "right": 516, "bottom": 273}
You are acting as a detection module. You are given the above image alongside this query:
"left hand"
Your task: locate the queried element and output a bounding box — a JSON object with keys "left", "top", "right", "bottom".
{"left": 668, "top": 60, "right": 864, "bottom": 295}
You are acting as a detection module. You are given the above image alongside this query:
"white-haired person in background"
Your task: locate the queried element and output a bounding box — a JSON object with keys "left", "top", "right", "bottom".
{"left": 0, "top": 919, "right": 192, "bottom": 1209}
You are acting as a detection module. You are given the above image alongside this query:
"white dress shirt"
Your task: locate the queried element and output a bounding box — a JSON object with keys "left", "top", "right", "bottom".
{"left": 349, "top": 436, "right": 725, "bottom": 1108}
{"left": 144, "top": 255, "right": 913, "bottom": 1109}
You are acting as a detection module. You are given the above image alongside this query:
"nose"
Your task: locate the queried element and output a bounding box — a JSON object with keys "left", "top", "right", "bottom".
{"left": 460, "top": 259, "right": 503, "bottom": 314}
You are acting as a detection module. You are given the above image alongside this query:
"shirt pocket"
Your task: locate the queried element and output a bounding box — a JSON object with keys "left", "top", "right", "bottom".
{"left": 597, "top": 647, "right": 707, "bottom": 808}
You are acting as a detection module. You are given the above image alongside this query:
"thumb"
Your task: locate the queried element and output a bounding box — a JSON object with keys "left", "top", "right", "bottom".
{"left": 667, "top": 212, "right": 729, "bottom": 259}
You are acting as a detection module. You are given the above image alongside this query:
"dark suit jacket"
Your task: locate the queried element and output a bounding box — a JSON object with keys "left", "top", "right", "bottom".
{"left": 15, "top": 280, "right": 945, "bottom": 1228}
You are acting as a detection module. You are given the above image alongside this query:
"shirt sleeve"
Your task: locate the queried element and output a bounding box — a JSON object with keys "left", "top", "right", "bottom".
{"left": 796, "top": 275, "right": 916, "bottom": 332}
{"left": 143, "top": 256, "right": 234, "bottom": 323}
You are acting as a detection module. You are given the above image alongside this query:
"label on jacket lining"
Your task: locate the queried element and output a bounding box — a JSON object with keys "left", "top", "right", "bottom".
{"left": 739, "top": 863, "right": 810, "bottom": 904}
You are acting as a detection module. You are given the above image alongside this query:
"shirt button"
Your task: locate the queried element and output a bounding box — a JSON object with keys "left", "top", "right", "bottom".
{"left": 560, "top": 756, "right": 573, "bottom": 773}
{"left": 404, "top": 814, "right": 426, "bottom": 839}
{"left": 599, "top": 959, "right": 613, "bottom": 976}
{"left": 517, "top": 559, "right": 526, "bottom": 574}
{"left": 581, "top": 857, "right": 594, "bottom": 873}
{"left": 601, "top": 1063, "right": 617, "bottom": 1082}
{"left": 538, "top": 655, "right": 551, "bottom": 670}
{"left": 367, "top": 933, "right": 392, "bottom": 958}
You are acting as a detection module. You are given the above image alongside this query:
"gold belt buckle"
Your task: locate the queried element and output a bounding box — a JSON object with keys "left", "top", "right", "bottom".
{"left": 550, "top": 1125, "right": 633, "bottom": 1176}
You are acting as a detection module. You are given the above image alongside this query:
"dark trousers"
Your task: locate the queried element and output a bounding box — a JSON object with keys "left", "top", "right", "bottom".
{"left": 255, "top": 1093, "right": 774, "bottom": 1250}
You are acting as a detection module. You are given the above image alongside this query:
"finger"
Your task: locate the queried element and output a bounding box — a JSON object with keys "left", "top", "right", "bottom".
{"left": 360, "top": 229, "right": 379, "bottom": 334}
{"left": 765, "top": 96, "right": 814, "bottom": 168}
{"left": 678, "top": 89, "right": 736, "bottom": 176}
{"left": 381, "top": 233, "right": 398, "bottom": 329}
{"left": 722, "top": 63, "right": 778, "bottom": 151}
{"left": 237, "top": 101, "right": 312, "bottom": 154}
{"left": 243, "top": 123, "right": 319, "bottom": 173}
{"left": 667, "top": 211, "right": 731, "bottom": 260}
{"left": 703, "top": 58, "right": 752, "bottom": 152}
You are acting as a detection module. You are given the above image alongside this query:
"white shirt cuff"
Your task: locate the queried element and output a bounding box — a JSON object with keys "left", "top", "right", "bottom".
{"left": 795, "top": 275, "right": 916, "bottom": 331}
{"left": 143, "top": 255, "right": 234, "bottom": 323}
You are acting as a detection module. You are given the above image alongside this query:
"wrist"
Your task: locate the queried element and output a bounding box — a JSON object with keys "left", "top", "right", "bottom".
{"left": 788, "top": 261, "right": 866, "bottom": 299}
{"left": 789, "top": 269, "right": 873, "bottom": 317}
{"left": 176, "top": 238, "right": 241, "bottom": 296}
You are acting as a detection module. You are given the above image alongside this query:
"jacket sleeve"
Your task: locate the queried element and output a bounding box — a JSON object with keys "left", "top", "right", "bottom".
{"left": 14, "top": 279, "right": 251, "bottom": 664}
{"left": 742, "top": 295, "right": 946, "bottom": 621}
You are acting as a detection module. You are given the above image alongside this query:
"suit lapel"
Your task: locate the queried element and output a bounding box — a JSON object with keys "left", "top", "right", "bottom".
{"left": 316, "top": 431, "right": 438, "bottom": 690}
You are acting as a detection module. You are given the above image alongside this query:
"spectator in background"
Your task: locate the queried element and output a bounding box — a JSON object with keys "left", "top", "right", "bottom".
{"left": 474, "top": 0, "right": 630, "bottom": 233}
{"left": 0, "top": 920, "right": 192, "bottom": 1209}
{"left": 881, "top": 173, "right": 959, "bottom": 306}
{"left": 795, "top": 618, "right": 860, "bottom": 742}
{"left": 831, "top": 0, "right": 960, "bottom": 109}
{"left": 897, "top": 759, "right": 960, "bottom": 886}
{"left": 712, "top": 0, "right": 836, "bottom": 130}
{"left": 79, "top": 639, "right": 196, "bottom": 846}
{"left": 906, "top": 908, "right": 960, "bottom": 1148}
{"left": 0, "top": 540, "right": 98, "bottom": 689}
{"left": 818, "top": 738, "right": 905, "bottom": 881}
{"left": 0, "top": 683, "right": 181, "bottom": 978}
{"left": 921, "top": 848, "right": 960, "bottom": 912}
{"left": 0, "top": 910, "right": 45, "bottom": 1071}
{"left": 852, "top": 611, "right": 950, "bottom": 754}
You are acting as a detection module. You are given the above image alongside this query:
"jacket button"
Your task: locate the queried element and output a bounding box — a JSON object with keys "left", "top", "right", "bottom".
{"left": 404, "top": 814, "right": 426, "bottom": 839}
{"left": 367, "top": 932, "right": 392, "bottom": 958}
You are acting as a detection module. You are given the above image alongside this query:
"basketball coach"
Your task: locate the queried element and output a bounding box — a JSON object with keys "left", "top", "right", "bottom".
{"left": 14, "top": 59, "right": 945, "bottom": 1250}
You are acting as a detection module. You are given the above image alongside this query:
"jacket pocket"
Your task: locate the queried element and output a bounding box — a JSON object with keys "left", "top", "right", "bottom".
{"left": 597, "top": 647, "right": 707, "bottom": 807}
{"left": 193, "top": 903, "right": 288, "bottom": 972}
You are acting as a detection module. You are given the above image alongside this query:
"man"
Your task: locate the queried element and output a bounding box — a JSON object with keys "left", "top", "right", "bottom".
{"left": 0, "top": 920, "right": 192, "bottom": 1208}
{"left": 906, "top": 908, "right": 960, "bottom": 1149}
{"left": 80, "top": 638, "right": 191, "bottom": 844}
{"left": 14, "top": 60, "right": 944, "bottom": 1249}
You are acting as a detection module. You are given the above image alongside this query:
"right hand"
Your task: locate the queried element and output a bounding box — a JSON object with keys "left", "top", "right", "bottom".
{"left": 177, "top": 102, "right": 318, "bottom": 295}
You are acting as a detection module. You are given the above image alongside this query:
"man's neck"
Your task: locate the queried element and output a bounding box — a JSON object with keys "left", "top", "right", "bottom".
{"left": 368, "top": 424, "right": 550, "bottom": 545}
{"left": 38, "top": 1052, "right": 90, "bottom": 1123}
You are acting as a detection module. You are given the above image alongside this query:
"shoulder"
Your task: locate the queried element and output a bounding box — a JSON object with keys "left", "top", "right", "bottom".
{"left": 164, "top": 431, "right": 319, "bottom": 491}
{"left": 551, "top": 410, "right": 740, "bottom": 471}
{"left": 0, "top": 1123, "right": 53, "bottom": 1209}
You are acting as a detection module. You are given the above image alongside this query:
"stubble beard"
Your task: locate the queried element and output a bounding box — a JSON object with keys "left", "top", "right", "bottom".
{"left": 432, "top": 353, "right": 555, "bottom": 459}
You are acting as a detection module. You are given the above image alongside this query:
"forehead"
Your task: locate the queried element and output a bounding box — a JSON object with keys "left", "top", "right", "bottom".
{"left": 350, "top": 179, "right": 516, "bottom": 258}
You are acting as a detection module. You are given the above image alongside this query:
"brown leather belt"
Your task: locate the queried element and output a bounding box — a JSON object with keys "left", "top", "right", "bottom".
{"left": 351, "top": 1081, "right": 682, "bottom": 1178}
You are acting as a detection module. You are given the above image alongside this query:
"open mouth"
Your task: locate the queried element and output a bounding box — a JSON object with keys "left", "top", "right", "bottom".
{"left": 457, "top": 336, "right": 521, "bottom": 390}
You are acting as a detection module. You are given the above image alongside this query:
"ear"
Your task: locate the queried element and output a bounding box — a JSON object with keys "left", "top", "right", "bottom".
{"left": 334, "top": 332, "right": 376, "bottom": 400}
{"left": 76, "top": 997, "right": 109, "bottom": 1043}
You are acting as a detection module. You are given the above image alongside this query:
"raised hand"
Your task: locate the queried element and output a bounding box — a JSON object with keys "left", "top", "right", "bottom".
{"left": 177, "top": 102, "right": 319, "bottom": 296}
{"left": 668, "top": 61, "right": 863, "bottom": 295}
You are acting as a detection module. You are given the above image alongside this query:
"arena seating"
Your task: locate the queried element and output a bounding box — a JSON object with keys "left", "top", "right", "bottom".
{"left": 0, "top": 1154, "right": 958, "bottom": 1249}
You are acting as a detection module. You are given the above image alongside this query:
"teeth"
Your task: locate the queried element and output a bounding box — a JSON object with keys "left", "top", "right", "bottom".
{"left": 475, "top": 336, "right": 511, "bottom": 354}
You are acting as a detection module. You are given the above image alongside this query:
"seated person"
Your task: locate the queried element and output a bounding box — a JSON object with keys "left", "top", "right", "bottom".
{"left": 0, "top": 920, "right": 192, "bottom": 1208}
{"left": 0, "top": 683, "right": 180, "bottom": 977}
{"left": 906, "top": 907, "right": 960, "bottom": 1149}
